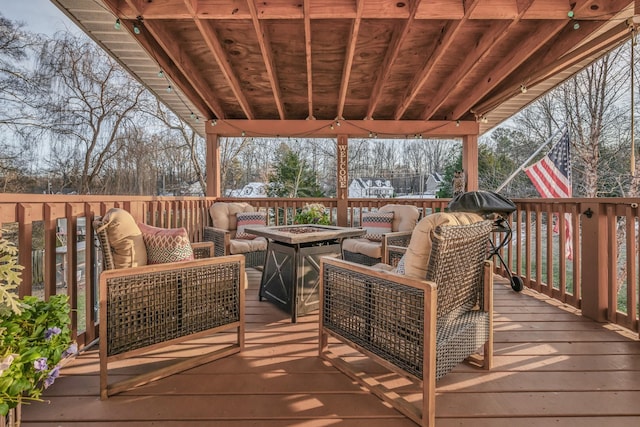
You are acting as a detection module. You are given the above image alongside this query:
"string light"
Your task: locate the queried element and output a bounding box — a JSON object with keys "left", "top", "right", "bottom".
{"left": 520, "top": 84, "right": 528, "bottom": 93}
{"left": 190, "top": 112, "right": 195, "bottom": 119}
{"left": 456, "top": 120, "right": 460, "bottom": 127}
{"left": 166, "top": 85, "right": 172, "bottom": 93}
{"left": 158, "top": 70, "right": 164, "bottom": 78}
{"left": 133, "top": 23, "right": 141, "bottom": 34}
{"left": 114, "top": 19, "right": 121, "bottom": 30}
{"left": 211, "top": 119, "right": 217, "bottom": 126}
{"left": 241, "top": 131, "right": 246, "bottom": 137}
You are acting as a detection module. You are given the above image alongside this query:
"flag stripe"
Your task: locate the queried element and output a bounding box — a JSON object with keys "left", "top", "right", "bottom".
{"left": 523, "top": 130, "right": 573, "bottom": 261}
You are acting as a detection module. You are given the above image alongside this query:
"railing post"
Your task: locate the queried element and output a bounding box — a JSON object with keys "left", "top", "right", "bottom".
{"left": 579, "top": 201, "right": 607, "bottom": 322}
{"left": 336, "top": 135, "right": 348, "bottom": 226}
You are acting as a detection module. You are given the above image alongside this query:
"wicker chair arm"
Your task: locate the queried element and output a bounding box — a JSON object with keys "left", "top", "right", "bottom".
{"left": 381, "top": 230, "right": 412, "bottom": 265}
{"left": 191, "top": 241, "right": 214, "bottom": 259}
{"left": 203, "top": 226, "right": 231, "bottom": 257}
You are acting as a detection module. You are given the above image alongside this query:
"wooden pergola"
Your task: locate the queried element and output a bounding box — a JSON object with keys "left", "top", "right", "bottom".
{"left": 53, "top": 0, "right": 639, "bottom": 215}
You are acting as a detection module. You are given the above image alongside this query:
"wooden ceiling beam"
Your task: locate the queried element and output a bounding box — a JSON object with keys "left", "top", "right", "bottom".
{"left": 247, "top": 0, "right": 286, "bottom": 119}
{"left": 393, "top": 0, "right": 481, "bottom": 120}
{"left": 420, "top": 0, "right": 536, "bottom": 120}
{"left": 451, "top": 0, "right": 626, "bottom": 119}
{"left": 366, "top": 0, "right": 421, "bottom": 119}
{"left": 143, "top": 20, "right": 226, "bottom": 119}
{"left": 336, "top": 0, "right": 364, "bottom": 120}
{"left": 473, "top": 19, "right": 634, "bottom": 115}
{"left": 304, "top": 0, "right": 314, "bottom": 119}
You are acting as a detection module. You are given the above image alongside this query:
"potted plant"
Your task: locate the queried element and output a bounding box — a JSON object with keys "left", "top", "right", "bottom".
{"left": 0, "top": 234, "right": 75, "bottom": 425}
{"left": 293, "top": 203, "right": 331, "bottom": 225}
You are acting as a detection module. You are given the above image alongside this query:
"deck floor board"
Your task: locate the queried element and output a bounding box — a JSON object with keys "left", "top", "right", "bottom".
{"left": 20, "top": 269, "right": 640, "bottom": 426}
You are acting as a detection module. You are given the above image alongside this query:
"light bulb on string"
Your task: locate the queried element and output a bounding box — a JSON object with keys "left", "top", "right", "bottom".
{"left": 520, "top": 84, "right": 528, "bottom": 93}
{"left": 211, "top": 119, "right": 217, "bottom": 126}
{"left": 241, "top": 131, "right": 246, "bottom": 137}
{"left": 158, "top": 70, "right": 164, "bottom": 78}
{"left": 114, "top": 19, "right": 121, "bottom": 30}
{"left": 166, "top": 85, "right": 172, "bottom": 93}
{"left": 133, "top": 23, "right": 141, "bottom": 35}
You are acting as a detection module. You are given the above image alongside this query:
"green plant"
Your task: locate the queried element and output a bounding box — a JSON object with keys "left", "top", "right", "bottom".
{"left": 293, "top": 204, "right": 331, "bottom": 225}
{"left": 0, "top": 235, "right": 75, "bottom": 416}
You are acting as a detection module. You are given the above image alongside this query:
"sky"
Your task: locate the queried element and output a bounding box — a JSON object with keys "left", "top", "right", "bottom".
{"left": 1, "top": 0, "right": 76, "bottom": 36}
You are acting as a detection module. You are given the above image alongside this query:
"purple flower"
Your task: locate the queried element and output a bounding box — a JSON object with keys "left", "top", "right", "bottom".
{"left": 44, "top": 327, "right": 62, "bottom": 340}
{"left": 62, "top": 343, "right": 78, "bottom": 358}
{"left": 44, "top": 365, "right": 60, "bottom": 389}
{"left": 34, "top": 357, "right": 48, "bottom": 372}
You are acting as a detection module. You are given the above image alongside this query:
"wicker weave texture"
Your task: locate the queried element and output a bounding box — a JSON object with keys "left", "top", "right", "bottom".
{"left": 105, "top": 261, "right": 241, "bottom": 356}
{"left": 342, "top": 250, "right": 380, "bottom": 266}
{"left": 323, "top": 264, "right": 425, "bottom": 378}
{"left": 322, "top": 220, "right": 493, "bottom": 382}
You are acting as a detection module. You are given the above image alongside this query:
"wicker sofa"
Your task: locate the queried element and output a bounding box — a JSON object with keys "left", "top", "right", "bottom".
{"left": 204, "top": 201, "right": 268, "bottom": 268}
{"left": 319, "top": 214, "right": 493, "bottom": 426}
{"left": 94, "top": 208, "right": 245, "bottom": 399}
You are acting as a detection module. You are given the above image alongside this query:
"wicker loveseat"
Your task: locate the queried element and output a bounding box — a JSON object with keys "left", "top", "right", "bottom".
{"left": 319, "top": 213, "right": 493, "bottom": 426}
{"left": 342, "top": 204, "right": 420, "bottom": 266}
{"left": 94, "top": 208, "right": 245, "bottom": 399}
{"left": 204, "top": 201, "right": 268, "bottom": 268}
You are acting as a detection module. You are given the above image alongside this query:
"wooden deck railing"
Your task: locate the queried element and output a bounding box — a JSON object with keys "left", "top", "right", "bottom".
{"left": 0, "top": 194, "right": 637, "bottom": 348}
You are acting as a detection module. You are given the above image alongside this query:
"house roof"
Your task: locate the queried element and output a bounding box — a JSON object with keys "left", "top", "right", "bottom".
{"left": 52, "top": 1, "right": 637, "bottom": 137}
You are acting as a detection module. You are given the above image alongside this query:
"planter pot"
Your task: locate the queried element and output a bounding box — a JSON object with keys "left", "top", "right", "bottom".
{"left": 1, "top": 404, "right": 21, "bottom": 427}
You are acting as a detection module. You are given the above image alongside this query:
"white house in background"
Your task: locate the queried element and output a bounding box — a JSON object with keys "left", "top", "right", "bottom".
{"left": 425, "top": 172, "right": 444, "bottom": 195}
{"left": 348, "top": 178, "right": 394, "bottom": 198}
{"left": 229, "top": 182, "right": 268, "bottom": 197}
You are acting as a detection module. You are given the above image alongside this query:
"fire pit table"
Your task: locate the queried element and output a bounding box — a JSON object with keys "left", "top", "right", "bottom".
{"left": 244, "top": 224, "right": 365, "bottom": 322}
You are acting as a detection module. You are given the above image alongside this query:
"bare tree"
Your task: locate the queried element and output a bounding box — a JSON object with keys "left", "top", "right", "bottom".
{"left": 32, "top": 32, "right": 146, "bottom": 194}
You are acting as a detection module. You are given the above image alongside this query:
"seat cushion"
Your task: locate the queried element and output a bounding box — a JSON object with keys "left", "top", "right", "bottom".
{"left": 402, "top": 212, "right": 484, "bottom": 280}
{"left": 342, "top": 238, "right": 383, "bottom": 259}
{"left": 209, "top": 202, "right": 256, "bottom": 232}
{"left": 229, "top": 236, "right": 268, "bottom": 255}
{"left": 379, "top": 204, "right": 420, "bottom": 232}
{"left": 138, "top": 223, "right": 194, "bottom": 264}
{"left": 361, "top": 212, "right": 394, "bottom": 241}
{"left": 236, "top": 211, "right": 267, "bottom": 240}
{"left": 98, "top": 208, "right": 147, "bottom": 269}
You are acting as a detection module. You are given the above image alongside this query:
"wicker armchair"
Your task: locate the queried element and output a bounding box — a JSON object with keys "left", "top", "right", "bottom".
{"left": 319, "top": 219, "right": 493, "bottom": 427}
{"left": 204, "top": 202, "right": 268, "bottom": 268}
{"left": 342, "top": 204, "right": 420, "bottom": 266}
{"left": 93, "top": 212, "right": 245, "bottom": 399}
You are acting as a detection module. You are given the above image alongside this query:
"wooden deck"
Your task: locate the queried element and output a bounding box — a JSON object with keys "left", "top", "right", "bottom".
{"left": 22, "top": 269, "right": 640, "bottom": 426}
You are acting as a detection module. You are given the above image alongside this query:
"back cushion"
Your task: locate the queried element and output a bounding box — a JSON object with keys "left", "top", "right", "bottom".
{"left": 209, "top": 202, "right": 256, "bottom": 231}
{"left": 402, "top": 212, "right": 484, "bottom": 279}
{"left": 138, "top": 223, "right": 194, "bottom": 264}
{"left": 362, "top": 212, "right": 394, "bottom": 241}
{"left": 100, "top": 208, "right": 147, "bottom": 269}
{"left": 236, "top": 211, "right": 267, "bottom": 240}
{"left": 379, "top": 204, "right": 420, "bottom": 232}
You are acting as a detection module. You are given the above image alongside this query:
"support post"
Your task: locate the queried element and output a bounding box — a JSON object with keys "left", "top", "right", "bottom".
{"left": 206, "top": 132, "right": 220, "bottom": 197}
{"left": 336, "top": 135, "right": 349, "bottom": 226}
{"left": 462, "top": 134, "right": 479, "bottom": 191}
{"left": 579, "top": 202, "right": 607, "bottom": 322}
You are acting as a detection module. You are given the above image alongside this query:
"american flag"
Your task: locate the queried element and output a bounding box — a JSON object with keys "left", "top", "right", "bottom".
{"left": 524, "top": 131, "right": 573, "bottom": 260}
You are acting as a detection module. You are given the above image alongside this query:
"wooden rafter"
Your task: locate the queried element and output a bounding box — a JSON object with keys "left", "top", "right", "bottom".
{"left": 143, "top": 20, "right": 225, "bottom": 119}
{"left": 194, "top": 19, "right": 255, "bottom": 119}
{"left": 247, "top": 0, "right": 285, "bottom": 119}
{"left": 336, "top": 0, "right": 364, "bottom": 120}
{"left": 452, "top": 0, "right": 625, "bottom": 119}
{"left": 365, "top": 0, "right": 420, "bottom": 119}
{"left": 304, "top": 0, "right": 313, "bottom": 119}
{"left": 473, "top": 19, "right": 634, "bottom": 115}
{"left": 420, "top": 0, "right": 536, "bottom": 121}
{"left": 393, "top": 0, "right": 481, "bottom": 120}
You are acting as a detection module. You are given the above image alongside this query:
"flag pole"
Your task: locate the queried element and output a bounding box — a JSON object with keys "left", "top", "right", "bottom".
{"left": 495, "top": 126, "right": 566, "bottom": 192}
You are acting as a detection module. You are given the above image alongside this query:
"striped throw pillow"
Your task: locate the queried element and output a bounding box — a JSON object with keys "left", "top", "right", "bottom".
{"left": 138, "top": 223, "right": 194, "bottom": 264}
{"left": 362, "top": 212, "right": 394, "bottom": 241}
{"left": 236, "top": 211, "right": 267, "bottom": 240}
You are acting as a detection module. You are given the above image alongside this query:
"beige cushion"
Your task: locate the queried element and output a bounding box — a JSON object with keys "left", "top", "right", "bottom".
{"left": 229, "top": 236, "right": 268, "bottom": 255}
{"left": 209, "top": 202, "right": 256, "bottom": 232}
{"left": 402, "top": 212, "right": 484, "bottom": 280}
{"left": 101, "top": 208, "right": 147, "bottom": 269}
{"left": 342, "top": 238, "right": 382, "bottom": 259}
{"left": 379, "top": 204, "right": 420, "bottom": 232}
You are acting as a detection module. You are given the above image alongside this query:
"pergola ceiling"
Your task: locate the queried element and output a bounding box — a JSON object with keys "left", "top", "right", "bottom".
{"left": 52, "top": 0, "right": 637, "bottom": 137}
